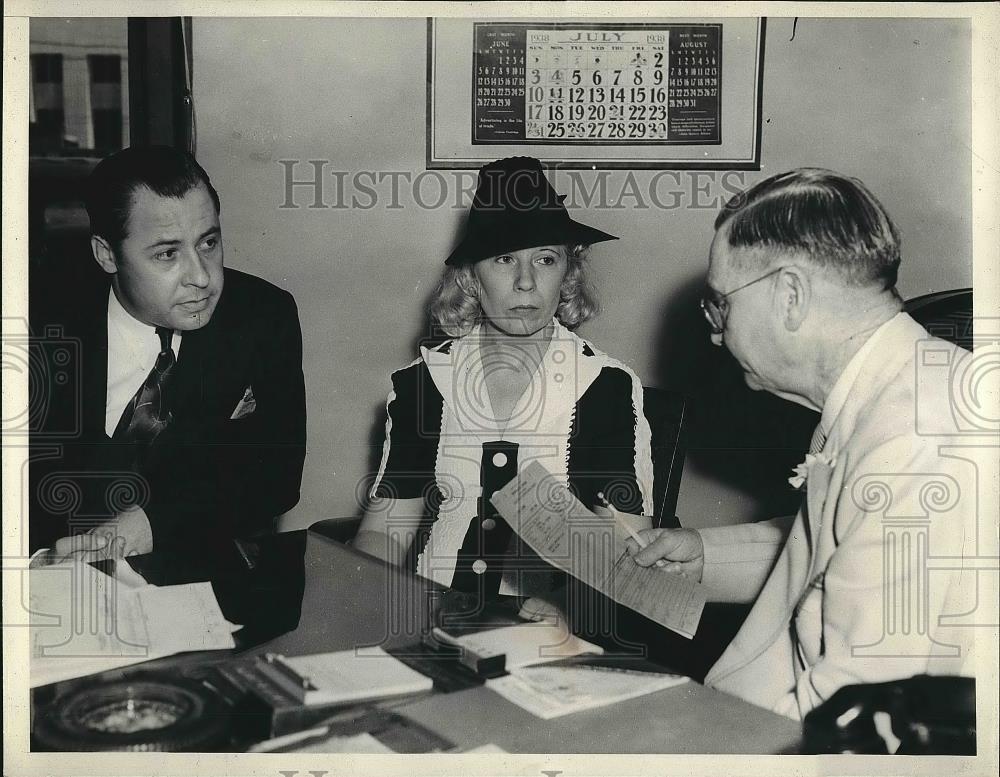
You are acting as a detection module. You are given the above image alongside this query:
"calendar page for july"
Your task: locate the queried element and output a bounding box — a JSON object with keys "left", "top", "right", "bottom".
{"left": 473, "top": 24, "right": 721, "bottom": 145}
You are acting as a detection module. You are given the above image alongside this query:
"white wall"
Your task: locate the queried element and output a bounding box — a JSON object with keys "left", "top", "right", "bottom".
{"left": 192, "top": 17, "right": 971, "bottom": 530}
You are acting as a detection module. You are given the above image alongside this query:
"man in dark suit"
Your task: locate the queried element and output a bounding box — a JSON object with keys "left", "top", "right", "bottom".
{"left": 30, "top": 146, "right": 306, "bottom": 562}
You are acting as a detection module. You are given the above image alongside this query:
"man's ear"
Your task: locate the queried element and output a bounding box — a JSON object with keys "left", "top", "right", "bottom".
{"left": 91, "top": 235, "right": 118, "bottom": 275}
{"left": 780, "top": 266, "right": 809, "bottom": 331}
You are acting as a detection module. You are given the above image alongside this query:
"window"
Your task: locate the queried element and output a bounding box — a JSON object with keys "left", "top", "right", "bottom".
{"left": 88, "top": 54, "right": 123, "bottom": 153}
{"left": 30, "top": 54, "right": 66, "bottom": 150}
{"left": 88, "top": 54, "right": 121, "bottom": 84}
{"left": 28, "top": 17, "right": 192, "bottom": 274}
{"left": 32, "top": 53, "right": 63, "bottom": 83}
{"left": 91, "top": 109, "right": 122, "bottom": 151}
{"left": 30, "top": 21, "right": 127, "bottom": 155}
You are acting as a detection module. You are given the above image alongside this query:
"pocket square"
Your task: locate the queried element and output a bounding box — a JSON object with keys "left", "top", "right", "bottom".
{"left": 230, "top": 386, "right": 257, "bottom": 419}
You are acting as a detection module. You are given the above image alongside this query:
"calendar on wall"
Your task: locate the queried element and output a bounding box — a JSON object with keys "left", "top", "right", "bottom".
{"left": 473, "top": 24, "right": 721, "bottom": 145}
{"left": 428, "top": 18, "right": 764, "bottom": 169}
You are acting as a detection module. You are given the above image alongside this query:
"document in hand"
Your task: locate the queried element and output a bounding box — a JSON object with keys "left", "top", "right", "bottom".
{"left": 490, "top": 460, "right": 706, "bottom": 638}
{"left": 29, "top": 560, "right": 237, "bottom": 688}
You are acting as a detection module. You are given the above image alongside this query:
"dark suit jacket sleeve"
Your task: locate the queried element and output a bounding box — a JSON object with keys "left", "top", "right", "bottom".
{"left": 144, "top": 287, "right": 306, "bottom": 554}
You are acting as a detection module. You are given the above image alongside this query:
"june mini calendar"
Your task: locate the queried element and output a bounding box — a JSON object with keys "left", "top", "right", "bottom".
{"left": 472, "top": 24, "right": 722, "bottom": 145}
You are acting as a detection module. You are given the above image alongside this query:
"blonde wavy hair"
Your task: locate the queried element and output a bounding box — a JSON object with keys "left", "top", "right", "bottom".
{"left": 429, "top": 244, "right": 599, "bottom": 338}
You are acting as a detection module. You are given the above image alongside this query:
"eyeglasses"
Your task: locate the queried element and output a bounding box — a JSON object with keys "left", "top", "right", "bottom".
{"left": 700, "top": 266, "right": 785, "bottom": 335}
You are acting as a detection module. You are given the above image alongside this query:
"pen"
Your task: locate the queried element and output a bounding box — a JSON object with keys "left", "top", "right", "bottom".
{"left": 596, "top": 491, "right": 667, "bottom": 568}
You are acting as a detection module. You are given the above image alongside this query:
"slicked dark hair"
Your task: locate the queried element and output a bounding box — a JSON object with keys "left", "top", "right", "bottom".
{"left": 85, "top": 146, "right": 221, "bottom": 250}
{"left": 714, "top": 168, "right": 901, "bottom": 289}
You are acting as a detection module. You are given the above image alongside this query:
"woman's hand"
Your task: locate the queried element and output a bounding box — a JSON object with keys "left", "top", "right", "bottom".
{"left": 625, "top": 528, "right": 705, "bottom": 582}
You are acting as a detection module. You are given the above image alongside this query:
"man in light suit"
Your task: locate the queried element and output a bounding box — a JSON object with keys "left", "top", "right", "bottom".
{"left": 629, "top": 168, "right": 978, "bottom": 719}
{"left": 31, "top": 146, "right": 306, "bottom": 562}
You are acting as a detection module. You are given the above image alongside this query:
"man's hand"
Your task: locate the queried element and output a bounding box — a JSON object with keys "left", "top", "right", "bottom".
{"left": 51, "top": 507, "right": 153, "bottom": 564}
{"left": 625, "top": 527, "right": 705, "bottom": 582}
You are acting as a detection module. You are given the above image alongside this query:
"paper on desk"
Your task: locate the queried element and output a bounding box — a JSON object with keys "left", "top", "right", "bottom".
{"left": 441, "top": 621, "right": 603, "bottom": 669}
{"left": 249, "top": 730, "right": 396, "bottom": 754}
{"left": 282, "top": 646, "right": 433, "bottom": 705}
{"left": 487, "top": 663, "right": 688, "bottom": 719}
{"left": 29, "top": 560, "right": 236, "bottom": 687}
{"left": 136, "top": 582, "right": 241, "bottom": 651}
{"left": 490, "top": 460, "right": 706, "bottom": 638}
{"left": 295, "top": 732, "right": 396, "bottom": 754}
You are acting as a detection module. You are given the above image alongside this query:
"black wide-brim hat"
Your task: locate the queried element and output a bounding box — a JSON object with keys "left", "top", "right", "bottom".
{"left": 445, "top": 156, "right": 618, "bottom": 266}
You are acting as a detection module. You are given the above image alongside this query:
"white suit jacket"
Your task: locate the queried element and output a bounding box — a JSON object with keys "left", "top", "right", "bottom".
{"left": 698, "top": 313, "right": 982, "bottom": 720}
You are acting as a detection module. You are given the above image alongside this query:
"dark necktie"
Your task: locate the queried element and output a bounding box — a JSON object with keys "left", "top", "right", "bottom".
{"left": 113, "top": 326, "right": 176, "bottom": 445}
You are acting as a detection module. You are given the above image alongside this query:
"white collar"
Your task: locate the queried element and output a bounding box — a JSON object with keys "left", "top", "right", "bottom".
{"left": 820, "top": 311, "right": 906, "bottom": 436}
{"left": 422, "top": 318, "right": 605, "bottom": 439}
{"left": 107, "top": 289, "right": 180, "bottom": 357}
{"left": 107, "top": 288, "right": 159, "bottom": 345}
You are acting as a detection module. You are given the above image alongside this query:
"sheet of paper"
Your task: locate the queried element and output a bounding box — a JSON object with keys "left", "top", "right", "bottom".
{"left": 30, "top": 561, "right": 154, "bottom": 687}
{"left": 250, "top": 730, "right": 396, "bottom": 754}
{"left": 487, "top": 663, "right": 689, "bottom": 719}
{"left": 609, "top": 550, "right": 704, "bottom": 639}
{"left": 294, "top": 732, "right": 396, "bottom": 754}
{"left": 283, "top": 646, "right": 433, "bottom": 705}
{"left": 491, "top": 460, "right": 706, "bottom": 638}
{"left": 29, "top": 561, "right": 236, "bottom": 688}
{"left": 136, "top": 582, "right": 239, "bottom": 652}
{"left": 254, "top": 732, "right": 395, "bottom": 753}
{"left": 443, "top": 621, "right": 603, "bottom": 669}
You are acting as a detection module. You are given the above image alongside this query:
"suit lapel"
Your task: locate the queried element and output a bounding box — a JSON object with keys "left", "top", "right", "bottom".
{"left": 166, "top": 277, "right": 237, "bottom": 432}
{"left": 803, "top": 457, "right": 834, "bottom": 557}
{"left": 172, "top": 325, "right": 208, "bottom": 417}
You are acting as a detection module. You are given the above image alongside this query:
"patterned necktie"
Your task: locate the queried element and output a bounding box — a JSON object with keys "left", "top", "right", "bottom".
{"left": 113, "top": 327, "right": 176, "bottom": 445}
{"left": 808, "top": 422, "right": 827, "bottom": 455}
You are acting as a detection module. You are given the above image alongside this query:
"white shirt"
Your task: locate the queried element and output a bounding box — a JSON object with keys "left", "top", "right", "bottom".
{"left": 105, "top": 290, "right": 181, "bottom": 437}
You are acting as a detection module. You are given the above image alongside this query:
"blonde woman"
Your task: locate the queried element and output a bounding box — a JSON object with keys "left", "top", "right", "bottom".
{"left": 355, "top": 157, "right": 653, "bottom": 609}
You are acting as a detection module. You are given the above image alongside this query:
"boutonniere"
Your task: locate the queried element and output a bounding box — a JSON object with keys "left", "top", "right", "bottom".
{"left": 788, "top": 451, "right": 837, "bottom": 490}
